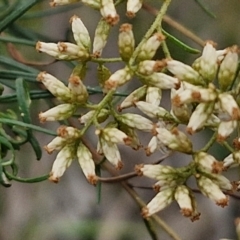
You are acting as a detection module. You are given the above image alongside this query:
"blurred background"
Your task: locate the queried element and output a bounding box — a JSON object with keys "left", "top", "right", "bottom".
{"left": 1, "top": 0, "right": 240, "bottom": 239}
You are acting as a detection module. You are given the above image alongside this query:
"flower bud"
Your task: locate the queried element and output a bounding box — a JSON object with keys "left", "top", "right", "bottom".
{"left": 57, "top": 125, "right": 81, "bottom": 139}
{"left": 44, "top": 136, "right": 67, "bottom": 154}
{"left": 196, "top": 175, "right": 229, "bottom": 207}
{"left": 218, "top": 93, "right": 240, "bottom": 120}
{"left": 208, "top": 174, "right": 233, "bottom": 191}
{"left": 118, "top": 23, "right": 135, "bottom": 62}
{"left": 170, "top": 89, "right": 191, "bottom": 123}
{"left": 146, "top": 87, "right": 162, "bottom": 106}
{"left": 93, "top": 18, "right": 111, "bottom": 57}
{"left": 218, "top": 45, "right": 239, "bottom": 91}
{"left": 119, "top": 113, "right": 154, "bottom": 132}
{"left": 126, "top": 0, "right": 142, "bottom": 18}
{"left": 95, "top": 127, "right": 131, "bottom": 145}
{"left": 174, "top": 185, "right": 196, "bottom": 218}
{"left": 145, "top": 136, "right": 168, "bottom": 156}
{"left": 142, "top": 188, "right": 174, "bottom": 218}
{"left": 223, "top": 151, "right": 240, "bottom": 169}
{"left": 68, "top": 75, "right": 88, "bottom": 103}
{"left": 144, "top": 72, "right": 180, "bottom": 89}
{"left": 118, "top": 85, "right": 147, "bottom": 111}
{"left": 57, "top": 42, "right": 89, "bottom": 60}
{"left": 198, "top": 41, "right": 218, "bottom": 83}
{"left": 187, "top": 102, "right": 214, "bottom": 134}
{"left": 49, "top": 144, "right": 76, "bottom": 183}
{"left": 172, "top": 84, "right": 217, "bottom": 107}
{"left": 36, "top": 41, "right": 60, "bottom": 57}
{"left": 79, "top": 109, "right": 109, "bottom": 125}
{"left": 137, "top": 60, "right": 166, "bottom": 75}
{"left": 135, "top": 101, "right": 173, "bottom": 121}
{"left": 135, "top": 164, "right": 177, "bottom": 180}
{"left": 39, "top": 104, "right": 76, "bottom": 122}
{"left": 194, "top": 152, "right": 223, "bottom": 174}
{"left": 77, "top": 142, "right": 97, "bottom": 185}
{"left": 70, "top": 15, "right": 91, "bottom": 51}
{"left": 217, "top": 120, "right": 237, "bottom": 142}
{"left": 104, "top": 67, "right": 133, "bottom": 91}
{"left": 136, "top": 33, "right": 165, "bottom": 62}
{"left": 100, "top": 0, "right": 119, "bottom": 26}
{"left": 167, "top": 59, "right": 204, "bottom": 85}
{"left": 118, "top": 124, "right": 141, "bottom": 150}
{"left": 99, "top": 138, "right": 123, "bottom": 169}
{"left": 36, "top": 41, "right": 89, "bottom": 60}
{"left": 37, "top": 72, "right": 72, "bottom": 102}
{"left": 156, "top": 127, "right": 193, "bottom": 154}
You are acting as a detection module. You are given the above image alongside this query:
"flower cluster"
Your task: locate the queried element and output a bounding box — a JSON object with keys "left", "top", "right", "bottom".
{"left": 36, "top": 2, "right": 240, "bottom": 223}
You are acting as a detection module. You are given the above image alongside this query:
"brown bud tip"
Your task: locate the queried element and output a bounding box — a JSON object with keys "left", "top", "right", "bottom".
{"left": 172, "top": 95, "right": 182, "bottom": 107}
{"left": 36, "top": 41, "right": 42, "bottom": 51}
{"left": 181, "top": 208, "right": 193, "bottom": 217}
{"left": 216, "top": 197, "right": 229, "bottom": 207}
{"left": 69, "top": 15, "right": 78, "bottom": 23}
{"left": 105, "top": 15, "right": 119, "bottom": 26}
{"left": 190, "top": 212, "right": 201, "bottom": 222}
{"left": 119, "top": 23, "right": 132, "bottom": 32}
{"left": 49, "top": 1, "right": 56, "bottom": 7}
{"left": 186, "top": 127, "right": 194, "bottom": 135}
{"left": 116, "top": 161, "right": 124, "bottom": 170}
{"left": 49, "top": 173, "right": 59, "bottom": 183}
{"left": 233, "top": 138, "right": 240, "bottom": 149}
{"left": 57, "top": 125, "right": 67, "bottom": 137}
{"left": 126, "top": 11, "right": 135, "bottom": 19}
{"left": 44, "top": 145, "right": 53, "bottom": 154}
{"left": 123, "top": 137, "right": 132, "bottom": 146}
{"left": 205, "top": 40, "right": 217, "bottom": 48}
{"left": 155, "top": 33, "right": 166, "bottom": 42}
{"left": 36, "top": 71, "right": 46, "bottom": 82}
{"left": 88, "top": 175, "right": 98, "bottom": 185}
{"left": 69, "top": 75, "right": 81, "bottom": 86}
{"left": 134, "top": 164, "right": 144, "bottom": 176}
{"left": 141, "top": 207, "right": 150, "bottom": 218}
{"left": 217, "top": 134, "right": 226, "bottom": 142}
{"left": 212, "top": 161, "right": 223, "bottom": 174}
{"left": 39, "top": 113, "right": 46, "bottom": 123}
{"left": 153, "top": 184, "right": 161, "bottom": 192}
{"left": 191, "top": 91, "right": 201, "bottom": 101}
{"left": 145, "top": 147, "right": 152, "bottom": 156}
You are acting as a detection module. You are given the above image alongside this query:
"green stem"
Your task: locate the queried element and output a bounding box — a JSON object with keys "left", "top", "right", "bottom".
{"left": 0, "top": 118, "right": 57, "bottom": 136}
{"left": 79, "top": 89, "right": 115, "bottom": 136}
{"left": 129, "top": 0, "right": 172, "bottom": 65}
{"left": 91, "top": 57, "right": 122, "bottom": 63}
{"left": 4, "top": 170, "right": 49, "bottom": 183}
{"left": 200, "top": 131, "right": 217, "bottom": 152}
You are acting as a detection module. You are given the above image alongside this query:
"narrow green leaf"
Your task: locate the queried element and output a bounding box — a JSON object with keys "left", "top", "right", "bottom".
{"left": 0, "top": 56, "right": 39, "bottom": 73}
{"left": 15, "top": 78, "right": 42, "bottom": 160}
{"left": 0, "top": 70, "right": 38, "bottom": 82}
{"left": 162, "top": 29, "right": 200, "bottom": 54}
{"left": 0, "top": 36, "right": 36, "bottom": 46}
{"left": 0, "top": 118, "right": 57, "bottom": 136}
{"left": 4, "top": 170, "right": 49, "bottom": 183}
{"left": 0, "top": 0, "right": 42, "bottom": 33}
{"left": 0, "top": 90, "right": 53, "bottom": 103}
{"left": 23, "top": 3, "right": 81, "bottom": 19}
{"left": 195, "top": 0, "right": 216, "bottom": 18}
